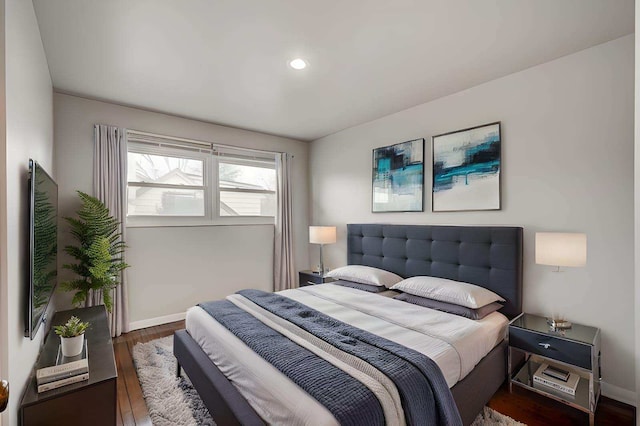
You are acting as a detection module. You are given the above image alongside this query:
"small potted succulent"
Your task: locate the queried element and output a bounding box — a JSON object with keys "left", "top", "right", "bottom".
{"left": 54, "top": 316, "right": 90, "bottom": 357}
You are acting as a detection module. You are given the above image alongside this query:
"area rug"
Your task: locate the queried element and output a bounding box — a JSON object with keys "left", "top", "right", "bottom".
{"left": 133, "top": 336, "right": 526, "bottom": 426}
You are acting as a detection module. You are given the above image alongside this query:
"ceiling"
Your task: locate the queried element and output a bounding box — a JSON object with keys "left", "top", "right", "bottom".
{"left": 33, "top": 0, "right": 634, "bottom": 141}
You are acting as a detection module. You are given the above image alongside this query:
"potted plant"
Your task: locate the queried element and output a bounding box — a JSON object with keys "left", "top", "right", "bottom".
{"left": 60, "top": 191, "right": 129, "bottom": 312}
{"left": 54, "top": 316, "right": 89, "bottom": 357}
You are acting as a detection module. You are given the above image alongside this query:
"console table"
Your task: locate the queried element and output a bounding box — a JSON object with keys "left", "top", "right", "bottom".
{"left": 20, "top": 305, "right": 117, "bottom": 426}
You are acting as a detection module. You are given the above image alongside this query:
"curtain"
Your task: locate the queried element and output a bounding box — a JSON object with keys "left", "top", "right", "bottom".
{"left": 274, "top": 152, "right": 296, "bottom": 291}
{"left": 93, "top": 124, "right": 129, "bottom": 337}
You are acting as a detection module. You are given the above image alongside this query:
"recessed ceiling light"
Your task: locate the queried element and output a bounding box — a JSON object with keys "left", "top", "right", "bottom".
{"left": 289, "top": 58, "right": 308, "bottom": 70}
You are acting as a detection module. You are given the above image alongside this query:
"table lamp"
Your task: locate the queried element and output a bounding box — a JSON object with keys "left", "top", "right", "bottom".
{"left": 535, "top": 232, "right": 587, "bottom": 329}
{"left": 309, "top": 226, "right": 336, "bottom": 275}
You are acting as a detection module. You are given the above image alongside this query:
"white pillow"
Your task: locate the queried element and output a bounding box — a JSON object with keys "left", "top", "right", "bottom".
{"left": 326, "top": 265, "right": 403, "bottom": 287}
{"left": 390, "top": 276, "right": 505, "bottom": 309}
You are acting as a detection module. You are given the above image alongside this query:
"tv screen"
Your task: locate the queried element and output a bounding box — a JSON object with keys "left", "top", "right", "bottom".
{"left": 25, "top": 159, "right": 58, "bottom": 339}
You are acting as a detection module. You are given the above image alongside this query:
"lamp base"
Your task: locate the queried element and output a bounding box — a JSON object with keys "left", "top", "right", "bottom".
{"left": 547, "top": 317, "right": 572, "bottom": 329}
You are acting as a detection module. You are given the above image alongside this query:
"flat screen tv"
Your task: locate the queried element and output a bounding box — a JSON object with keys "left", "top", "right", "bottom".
{"left": 25, "top": 159, "right": 58, "bottom": 340}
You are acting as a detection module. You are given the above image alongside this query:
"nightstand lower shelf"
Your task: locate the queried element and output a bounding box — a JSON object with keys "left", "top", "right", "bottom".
{"left": 511, "top": 358, "right": 599, "bottom": 415}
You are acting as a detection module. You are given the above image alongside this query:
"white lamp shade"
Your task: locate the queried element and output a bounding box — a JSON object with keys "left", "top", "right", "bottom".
{"left": 309, "top": 226, "right": 336, "bottom": 244}
{"left": 535, "top": 232, "right": 587, "bottom": 267}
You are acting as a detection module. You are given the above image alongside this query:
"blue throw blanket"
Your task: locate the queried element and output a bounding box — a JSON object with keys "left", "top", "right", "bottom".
{"left": 199, "top": 289, "right": 462, "bottom": 426}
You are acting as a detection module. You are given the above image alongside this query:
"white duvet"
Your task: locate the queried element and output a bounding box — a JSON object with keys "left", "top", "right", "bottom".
{"left": 185, "top": 284, "right": 508, "bottom": 426}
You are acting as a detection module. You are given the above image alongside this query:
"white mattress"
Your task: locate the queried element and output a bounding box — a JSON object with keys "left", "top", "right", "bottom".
{"left": 185, "top": 284, "right": 508, "bottom": 425}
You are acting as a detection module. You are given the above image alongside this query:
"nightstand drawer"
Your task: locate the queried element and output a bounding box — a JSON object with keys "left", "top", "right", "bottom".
{"left": 304, "top": 274, "right": 325, "bottom": 284}
{"left": 510, "top": 327, "right": 592, "bottom": 369}
{"left": 298, "top": 270, "right": 335, "bottom": 287}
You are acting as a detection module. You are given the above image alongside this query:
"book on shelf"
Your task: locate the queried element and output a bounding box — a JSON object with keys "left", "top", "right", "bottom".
{"left": 533, "top": 362, "right": 579, "bottom": 396}
{"left": 542, "top": 364, "right": 571, "bottom": 382}
{"left": 37, "top": 372, "right": 89, "bottom": 393}
{"left": 36, "top": 341, "right": 88, "bottom": 386}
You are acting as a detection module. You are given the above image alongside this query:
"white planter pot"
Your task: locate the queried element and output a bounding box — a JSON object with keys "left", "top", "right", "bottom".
{"left": 60, "top": 334, "right": 84, "bottom": 357}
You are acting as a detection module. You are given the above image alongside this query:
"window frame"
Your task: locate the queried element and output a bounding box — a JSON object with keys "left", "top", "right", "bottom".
{"left": 126, "top": 141, "right": 277, "bottom": 228}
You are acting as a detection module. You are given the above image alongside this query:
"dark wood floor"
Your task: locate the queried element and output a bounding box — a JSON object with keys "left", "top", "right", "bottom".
{"left": 114, "top": 321, "right": 635, "bottom": 426}
{"left": 488, "top": 383, "right": 635, "bottom": 426}
{"left": 113, "top": 321, "right": 186, "bottom": 426}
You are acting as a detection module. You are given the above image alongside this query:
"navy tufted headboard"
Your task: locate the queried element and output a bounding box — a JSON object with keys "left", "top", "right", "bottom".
{"left": 347, "top": 224, "right": 523, "bottom": 318}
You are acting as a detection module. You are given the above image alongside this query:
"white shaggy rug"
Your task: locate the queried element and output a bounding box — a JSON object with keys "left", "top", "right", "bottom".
{"left": 132, "top": 336, "right": 214, "bottom": 426}
{"left": 133, "top": 336, "right": 526, "bottom": 426}
{"left": 470, "top": 407, "right": 527, "bottom": 426}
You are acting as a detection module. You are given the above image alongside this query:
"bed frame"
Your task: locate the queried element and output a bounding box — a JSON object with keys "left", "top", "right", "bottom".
{"left": 174, "top": 224, "right": 523, "bottom": 425}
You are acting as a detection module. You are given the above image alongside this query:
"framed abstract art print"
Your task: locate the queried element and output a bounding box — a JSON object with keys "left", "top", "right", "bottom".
{"left": 372, "top": 138, "right": 424, "bottom": 212}
{"left": 432, "top": 122, "right": 501, "bottom": 212}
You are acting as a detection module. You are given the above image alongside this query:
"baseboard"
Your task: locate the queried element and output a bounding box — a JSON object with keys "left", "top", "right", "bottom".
{"left": 128, "top": 312, "right": 186, "bottom": 331}
{"left": 601, "top": 382, "right": 637, "bottom": 407}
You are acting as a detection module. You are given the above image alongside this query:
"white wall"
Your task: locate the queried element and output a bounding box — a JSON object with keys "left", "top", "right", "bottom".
{"left": 311, "top": 36, "right": 635, "bottom": 403}
{"left": 0, "top": 1, "right": 7, "bottom": 424}
{"left": 1, "top": 0, "right": 54, "bottom": 425}
{"left": 53, "top": 93, "right": 310, "bottom": 325}
{"left": 635, "top": 1, "right": 640, "bottom": 420}
{"left": 0, "top": 0, "right": 6, "bottom": 423}
{"left": 125, "top": 225, "right": 275, "bottom": 323}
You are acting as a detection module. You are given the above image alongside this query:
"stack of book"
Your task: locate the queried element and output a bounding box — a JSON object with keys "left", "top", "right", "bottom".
{"left": 533, "top": 363, "right": 579, "bottom": 396}
{"left": 36, "top": 342, "right": 89, "bottom": 393}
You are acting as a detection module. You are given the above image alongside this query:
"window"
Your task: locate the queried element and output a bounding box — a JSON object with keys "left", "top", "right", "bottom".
{"left": 127, "top": 149, "right": 208, "bottom": 217}
{"left": 218, "top": 159, "right": 276, "bottom": 217}
{"left": 126, "top": 131, "right": 277, "bottom": 226}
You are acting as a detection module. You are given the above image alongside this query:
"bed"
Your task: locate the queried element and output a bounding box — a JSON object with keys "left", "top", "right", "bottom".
{"left": 174, "top": 224, "right": 523, "bottom": 425}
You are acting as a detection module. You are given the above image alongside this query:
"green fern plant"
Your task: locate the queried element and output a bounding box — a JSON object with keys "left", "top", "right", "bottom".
{"left": 61, "top": 191, "right": 129, "bottom": 312}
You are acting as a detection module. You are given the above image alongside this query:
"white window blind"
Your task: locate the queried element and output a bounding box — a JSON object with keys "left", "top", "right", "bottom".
{"left": 126, "top": 130, "right": 277, "bottom": 227}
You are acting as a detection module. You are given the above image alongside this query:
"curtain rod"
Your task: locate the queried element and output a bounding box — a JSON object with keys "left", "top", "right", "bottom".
{"left": 127, "top": 129, "right": 289, "bottom": 157}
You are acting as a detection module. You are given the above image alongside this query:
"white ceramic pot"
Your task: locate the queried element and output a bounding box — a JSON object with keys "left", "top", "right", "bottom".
{"left": 60, "top": 334, "right": 84, "bottom": 357}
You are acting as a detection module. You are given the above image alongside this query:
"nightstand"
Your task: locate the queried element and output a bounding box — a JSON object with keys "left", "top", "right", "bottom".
{"left": 298, "top": 270, "right": 336, "bottom": 287}
{"left": 508, "top": 313, "right": 601, "bottom": 426}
